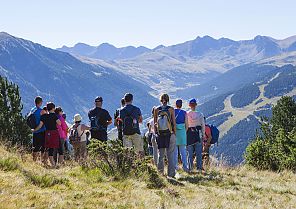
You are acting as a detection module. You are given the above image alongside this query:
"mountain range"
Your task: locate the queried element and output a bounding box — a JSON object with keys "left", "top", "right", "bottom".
{"left": 1, "top": 31, "right": 296, "bottom": 165}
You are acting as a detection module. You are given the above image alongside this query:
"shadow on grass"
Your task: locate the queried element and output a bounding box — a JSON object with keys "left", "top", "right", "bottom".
{"left": 178, "top": 170, "right": 223, "bottom": 185}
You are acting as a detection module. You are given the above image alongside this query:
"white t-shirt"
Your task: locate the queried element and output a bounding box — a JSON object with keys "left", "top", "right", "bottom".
{"left": 148, "top": 118, "right": 155, "bottom": 134}
{"left": 76, "top": 124, "right": 87, "bottom": 142}
{"left": 187, "top": 110, "right": 205, "bottom": 137}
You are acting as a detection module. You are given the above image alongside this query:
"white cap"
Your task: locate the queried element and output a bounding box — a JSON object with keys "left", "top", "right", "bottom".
{"left": 74, "top": 114, "right": 82, "bottom": 122}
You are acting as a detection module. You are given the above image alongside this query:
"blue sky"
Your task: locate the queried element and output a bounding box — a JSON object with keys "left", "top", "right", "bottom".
{"left": 0, "top": 0, "right": 295, "bottom": 48}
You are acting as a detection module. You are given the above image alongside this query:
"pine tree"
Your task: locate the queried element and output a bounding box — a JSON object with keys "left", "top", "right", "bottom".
{"left": 0, "top": 76, "right": 31, "bottom": 148}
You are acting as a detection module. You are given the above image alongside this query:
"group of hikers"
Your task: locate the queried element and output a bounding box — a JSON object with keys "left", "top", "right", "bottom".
{"left": 29, "top": 93, "right": 218, "bottom": 177}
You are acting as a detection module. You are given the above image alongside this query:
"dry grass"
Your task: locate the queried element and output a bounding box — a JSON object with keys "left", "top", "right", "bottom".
{"left": 0, "top": 146, "right": 295, "bottom": 209}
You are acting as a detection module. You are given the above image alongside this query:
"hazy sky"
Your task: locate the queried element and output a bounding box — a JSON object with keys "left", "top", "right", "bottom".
{"left": 0, "top": 0, "right": 295, "bottom": 49}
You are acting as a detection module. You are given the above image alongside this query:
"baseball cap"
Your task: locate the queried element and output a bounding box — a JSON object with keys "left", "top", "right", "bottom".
{"left": 95, "top": 96, "right": 103, "bottom": 102}
{"left": 189, "top": 98, "right": 197, "bottom": 105}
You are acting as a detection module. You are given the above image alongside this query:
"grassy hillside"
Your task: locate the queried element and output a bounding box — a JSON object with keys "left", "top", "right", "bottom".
{"left": 0, "top": 146, "right": 295, "bottom": 209}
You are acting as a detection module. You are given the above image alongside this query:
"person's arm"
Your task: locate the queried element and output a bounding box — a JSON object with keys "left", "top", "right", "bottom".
{"left": 61, "top": 118, "right": 68, "bottom": 131}
{"left": 33, "top": 121, "right": 44, "bottom": 132}
{"left": 153, "top": 108, "right": 158, "bottom": 133}
{"left": 138, "top": 108, "right": 143, "bottom": 124}
{"left": 170, "top": 107, "right": 176, "bottom": 134}
{"left": 201, "top": 114, "right": 206, "bottom": 138}
{"left": 185, "top": 113, "right": 189, "bottom": 131}
{"left": 106, "top": 112, "right": 112, "bottom": 126}
{"left": 56, "top": 119, "right": 61, "bottom": 126}
{"left": 81, "top": 124, "right": 91, "bottom": 132}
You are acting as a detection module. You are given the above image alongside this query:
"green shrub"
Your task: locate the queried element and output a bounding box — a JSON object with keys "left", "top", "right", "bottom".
{"left": 87, "top": 139, "right": 165, "bottom": 188}
{"left": 0, "top": 157, "right": 19, "bottom": 171}
{"left": 22, "top": 169, "right": 69, "bottom": 188}
{"left": 245, "top": 96, "right": 296, "bottom": 172}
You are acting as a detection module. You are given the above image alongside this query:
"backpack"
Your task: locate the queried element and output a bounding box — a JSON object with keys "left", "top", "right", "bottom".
{"left": 26, "top": 110, "right": 37, "bottom": 129}
{"left": 157, "top": 106, "right": 172, "bottom": 136}
{"left": 90, "top": 114, "right": 105, "bottom": 131}
{"left": 69, "top": 125, "right": 84, "bottom": 143}
{"left": 122, "top": 107, "right": 138, "bottom": 135}
{"left": 207, "top": 124, "right": 219, "bottom": 145}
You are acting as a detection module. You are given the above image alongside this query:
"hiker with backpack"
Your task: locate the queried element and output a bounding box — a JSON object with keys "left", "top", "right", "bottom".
{"left": 186, "top": 98, "right": 205, "bottom": 172}
{"left": 28, "top": 96, "right": 47, "bottom": 163}
{"left": 174, "top": 99, "right": 189, "bottom": 172}
{"left": 153, "top": 94, "right": 176, "bottom": 178}
{"left": 88, "top": 96, "right": 112, "bottom": 142}
{"left": 54, "top": 107, "right": 68, "bottom": 165}
{"left": 114, "top": 98, "right": 125, "bottom": 142}
{"left": 147, "top": 107, "right": 158, "bottom": 165}
{"left": 33, "top": 102, "right": 61, "bottom": 168}
{"left": 119, "top": 93, "right": 144, "bottom": 156}
{"left": 69, "top": 114, "right": 90, "bottom": 162}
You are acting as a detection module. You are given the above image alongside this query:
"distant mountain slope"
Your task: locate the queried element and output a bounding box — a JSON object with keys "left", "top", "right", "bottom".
{"left": 200, "top": 65, "right": 296, "bottom": 165}
{"left": 58, "top": 43, "right": 150, "bottom": 61}
{"left": 0, "top": 32, "right": 157, "bottom": 122}
{"left": 57, "top": 35, "right": 296, "bottom": 97}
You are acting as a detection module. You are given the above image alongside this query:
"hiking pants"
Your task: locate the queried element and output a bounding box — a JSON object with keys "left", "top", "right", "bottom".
{"left": 157, "top": 134, "right": 176, "bottom": 177}
{"left": 174, "top": 145, "right": 188, "bottom": 171}
{"left": 187, "top": 142, "right": 203, "bottom": 171}
{"left": 151, "top": 134, "right": 158, "bottom": 165}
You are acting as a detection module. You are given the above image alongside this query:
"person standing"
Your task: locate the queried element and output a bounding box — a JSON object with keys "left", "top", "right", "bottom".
{"left": 69, "top": 114, "right": 90, "bottom": 162}
{"left": 88, "top": 96, "right": 112, "bottom": 142}
{"left": 33, "top": 102, "right": 61, "bottom": 168}
{"left": 114, "top": 98, "right": 125, "bottom": 142}
{"left": 147, "top": 107, "right": 158, "bottom": 165}
{"left": 154, "top": 94, "right": 176, "bottom": 178}
{"left": 55, "top": 107, "right": 68, "bottom": 165}
{"left": 30, "top": 96, "right": 46, "bottom": 163}
{"left": 186, "top": 98, "right": 205, "bottom": 172}
{"left": 174, "top": 99, "right": 189, "bottom": 172}
{"left": 120, "top": 93, "right": 144, "bottom": 156}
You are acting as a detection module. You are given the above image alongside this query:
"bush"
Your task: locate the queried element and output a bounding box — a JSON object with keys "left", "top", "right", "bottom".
{"left": 87, "top": 139, "right": 165, "bottom": 188}
{"left": 245, "top": 96, "right": 296, "bottom": 172}
{"left": 0, "top": 76, "right": 31, "bottom": 149}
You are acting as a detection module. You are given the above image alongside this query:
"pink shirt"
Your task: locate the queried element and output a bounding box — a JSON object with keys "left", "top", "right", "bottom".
{"left": 57, "top": 116, "right": 68, "bottom": 139}
{"left": 187, "top": 110, "right": 205, "bottom": 137}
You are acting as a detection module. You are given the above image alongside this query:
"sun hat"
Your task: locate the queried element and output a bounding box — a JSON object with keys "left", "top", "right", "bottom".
{"left": 74, "top": 114, "right": 82, "bottom": 122}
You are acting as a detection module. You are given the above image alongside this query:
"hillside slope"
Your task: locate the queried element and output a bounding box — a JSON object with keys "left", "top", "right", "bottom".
{"left": 1, "top": 146, "right": 295, "bottom": 209}
{"left": 0, "top": 32, "right": 157, "bottom": 120}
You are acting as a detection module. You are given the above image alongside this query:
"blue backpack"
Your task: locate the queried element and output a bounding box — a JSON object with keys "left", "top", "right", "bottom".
{"left": 209, "top": 124, "right": 219, "bottom": 145}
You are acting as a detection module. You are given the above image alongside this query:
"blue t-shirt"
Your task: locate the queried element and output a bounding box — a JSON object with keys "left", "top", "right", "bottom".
{"left": 175, "top": 109, "right": 186, "bottom": 124}
{"left": 31, "top": 106, "right": 46, "bottom": 133}
{"left": 119, "top": 104, "right": 142, "bottom": 134}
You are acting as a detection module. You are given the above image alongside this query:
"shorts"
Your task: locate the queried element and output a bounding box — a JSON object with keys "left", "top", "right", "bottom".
{"left": 123, "top": 134, "right": 144, "bottom": 152}
{"left": 32, "top": 131, "right": 45, "bottom": 153}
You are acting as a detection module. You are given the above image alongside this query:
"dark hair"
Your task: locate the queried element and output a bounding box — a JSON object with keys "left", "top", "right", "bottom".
{"left": 46, "top": 102, "right": 55, "bottom": 111}
{"left": 62, "top": 113, "right": 66, "bottom": 119}
{"left": 121, "top": 98, "right": 125, "bottom": 106}
{"left": 124, "top": 93, "right": 133, "bottom": 103}
{"left": 35, "top": 96, "right": 43, "bottom": 106}
{"left": 55, "top": 106, "right": 63, "bottom": 114}
{"left": 43, "top": 106, "right": 48, "bottom": 111}
{"left": 147, "top": 122, "right": 150, "bottom": 128}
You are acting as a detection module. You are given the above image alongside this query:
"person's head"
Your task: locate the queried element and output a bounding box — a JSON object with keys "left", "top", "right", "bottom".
{"left": 46, "top": 102, "right": 55, "bottom": 112}
{"left": 147, "top": 122, "right": 150, "bottom": 129}
{"left": 189, "top": 98, "right": 197, "bottom": 110}
{"left": 160, "top": 94, "right": 169, "bottom": 105}
{"left": 62, "top": 113, "right": 66, "bottom": 120}
{"left": 95, "top": 96, "right": 103, "bottom": 108}
{"left": 42, "top": 106, "right": 48, "bottom": 114}
{"left": 35, "top": 96, "right": 43, "bottom": 108}
{"left": 176, "top": 99, "right": 182, "bottom": 109}
{"left": 74, "top": 114, "right": 82, "bottom": 124}
{"left": 55, "top": 106, "right": 63, "bottom": 116}
{"left": 121, "top": 98, "right": 125, "bottom": 107}
{"left": 124, "top": 93, "right": 133, "bottom": 104}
